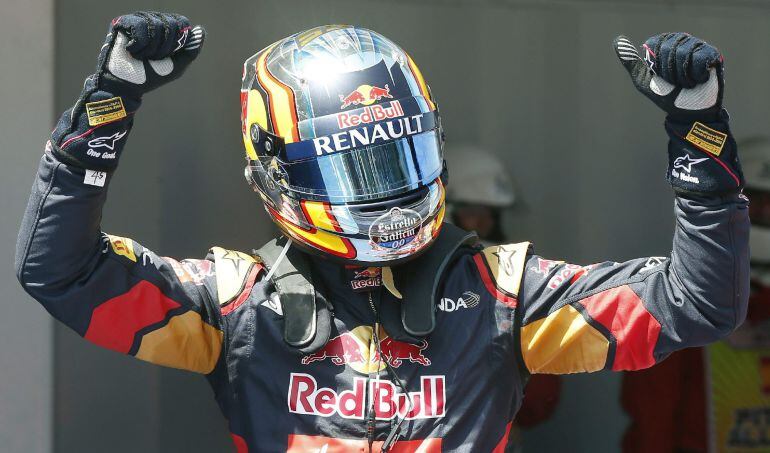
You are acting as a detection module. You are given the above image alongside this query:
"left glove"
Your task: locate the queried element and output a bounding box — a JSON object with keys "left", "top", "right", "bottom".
{"left": 50, "top": 12, "right": 205, "bottom": 171}
{"left": 614, "top": 33, "right": 743, "bottom": 195}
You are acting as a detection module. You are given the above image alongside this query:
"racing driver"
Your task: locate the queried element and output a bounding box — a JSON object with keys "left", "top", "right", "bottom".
{"left": 16, "top": 12, "right": 749, "bottom": 452}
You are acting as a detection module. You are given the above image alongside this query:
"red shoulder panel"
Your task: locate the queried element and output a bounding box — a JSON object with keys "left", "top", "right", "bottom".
{"left": 84, "top": 280, "right": 181, "bottom": 354}
{"left": 578, "top": 285, "right": 661, "bottom": 371}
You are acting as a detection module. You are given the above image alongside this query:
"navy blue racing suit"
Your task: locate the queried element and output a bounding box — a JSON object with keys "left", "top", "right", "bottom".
{"left": 16, "top": 143, "right": 749, "bottom": 451}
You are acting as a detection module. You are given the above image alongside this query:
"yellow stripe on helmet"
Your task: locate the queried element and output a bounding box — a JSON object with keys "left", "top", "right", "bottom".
{"left": 256, "top": 51, "right": 300, "bottom": 143}
{"left": 407, "top": 55, "right": 436, "bottom": 111}
{"left": 242, "top": 89, "right": 268, "bottom": 160}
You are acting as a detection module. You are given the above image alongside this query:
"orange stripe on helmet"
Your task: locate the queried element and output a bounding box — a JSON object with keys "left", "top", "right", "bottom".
{"left": 407, "top": 54, "right": 436, "bottom": 111}
{"left": 432, "top": 204, "right": 446, "bottom": 236}
{"left": 267, "top": 205, "right": 356, "bottom": 259}
{"left": 256, "top": 51, "right": 300, "bottom": 143}
{"left": 432, "top": 179, "right": 446, "bottom": 235}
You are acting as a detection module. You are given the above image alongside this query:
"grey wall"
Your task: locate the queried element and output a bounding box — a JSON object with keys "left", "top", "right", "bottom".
{"left": 0, "top": 0, "right": 54, "bottom": 452}
{"left": 0, "top": 0, "right": 765, "bottom": 452}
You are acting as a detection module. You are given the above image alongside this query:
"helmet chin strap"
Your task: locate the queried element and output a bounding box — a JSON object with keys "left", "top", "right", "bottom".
{"left": 265, "top": 239, "right": 292, "bottom": 282}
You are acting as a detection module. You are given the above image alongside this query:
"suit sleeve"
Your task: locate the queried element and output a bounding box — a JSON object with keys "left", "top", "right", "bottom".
{"left": 15, "top": 149, "right": 225, "bottom": 374}
{"left": 506, "top": 192, "right": 749, "bottom": 374}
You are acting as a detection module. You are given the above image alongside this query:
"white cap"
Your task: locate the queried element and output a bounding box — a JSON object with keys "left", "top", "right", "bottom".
{"left": 444, "top": 144, "right": 515, "bottom": 207}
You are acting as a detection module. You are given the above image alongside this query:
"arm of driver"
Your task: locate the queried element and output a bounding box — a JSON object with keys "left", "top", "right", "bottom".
{"left": 15, "top": 151, "right": 224, "bottom": 374}
{"left": 513, "top": 192, "right": 749, "bottom": 374}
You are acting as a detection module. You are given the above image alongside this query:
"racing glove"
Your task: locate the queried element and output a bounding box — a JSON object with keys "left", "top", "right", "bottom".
{"left": 50, "top": 12, "right": 205, "bottom": 171}
{"left": 614, "top": 33, "right": 743, "bottom": 195}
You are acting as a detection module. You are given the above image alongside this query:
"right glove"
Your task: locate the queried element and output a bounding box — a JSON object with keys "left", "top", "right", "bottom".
{"left": 614, "top": 33, "right": 743, "bottom": 195}
{"left": 50, "top": 12, "right": 205, "bottom": 171}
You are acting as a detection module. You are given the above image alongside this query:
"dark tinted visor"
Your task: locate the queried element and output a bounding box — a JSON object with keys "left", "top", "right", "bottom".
{"left": 250, "top": 129, "right": 443, "bottom": 203}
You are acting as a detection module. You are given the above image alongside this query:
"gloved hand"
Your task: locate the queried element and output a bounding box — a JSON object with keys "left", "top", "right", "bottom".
{"left": 614, "top": 33, "right": 743, "bottom": 195}
{"left": 50, "top": 12, "right": 205, "bottom": 171}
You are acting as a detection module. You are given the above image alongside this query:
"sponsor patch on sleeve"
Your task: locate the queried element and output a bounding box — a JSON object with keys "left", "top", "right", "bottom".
{"left": 85, "top": 97, "right": 127, "bottom": 126}
{"left": 107, "top": 235, "right": 137, "bottom": 262}
{"left": 685, "top": 122, "right": 728, "bottom": 156}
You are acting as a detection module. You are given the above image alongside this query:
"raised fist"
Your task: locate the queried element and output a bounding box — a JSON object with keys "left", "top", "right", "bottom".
{"left": 614, "top": 32, "right": 724, "bottom": 121}
{"left": 50, "top": 12, "right": 205, "bottom": 171}
{"left": 99, "top": 12, "right": 205, "bottom": 96}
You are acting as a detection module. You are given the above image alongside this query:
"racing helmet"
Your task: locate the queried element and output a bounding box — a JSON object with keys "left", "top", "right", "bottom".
{"left": 241, "top": 26, "right": 445, "bottom": 265}
{"left": 741, "top": 137, "right": 770, "bottom": 263}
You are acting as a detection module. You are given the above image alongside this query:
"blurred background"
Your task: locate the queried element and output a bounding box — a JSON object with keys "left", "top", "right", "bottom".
{"left": 2, "top": 0, "right": 770, "bottom": 452}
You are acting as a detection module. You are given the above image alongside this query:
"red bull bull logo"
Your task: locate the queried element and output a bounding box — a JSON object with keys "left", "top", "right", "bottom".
{"left": 349, "top": 267, "right": 382, "bottom": 291}
{"left": 339, "top": 84, "right": 393, "bottom": 109}
{"left": 378, "top": 337, "right": 431, "bottom": 367}
{"left": 288, "top": 373, "right": 446, "bottom": 420}
{"left": 300, "top": 326, "right": 430, "bottom": 373}
{"left": 353, "top": 268, "right": 380, "bottom": 279}
{"left": 301, "top": 332, "right": 366, "bottom": 367}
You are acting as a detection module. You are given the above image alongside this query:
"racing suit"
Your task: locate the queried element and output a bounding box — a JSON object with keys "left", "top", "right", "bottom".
{"left": 16, "top": 152, "right": 749, "bottom": 451}
{"left": 16, "top": 24, "right": 749, "bottom": 452}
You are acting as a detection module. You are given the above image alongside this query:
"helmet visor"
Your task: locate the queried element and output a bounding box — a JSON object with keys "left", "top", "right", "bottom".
{"left": 251, "top": 129, "right": 443, "bottom": 203}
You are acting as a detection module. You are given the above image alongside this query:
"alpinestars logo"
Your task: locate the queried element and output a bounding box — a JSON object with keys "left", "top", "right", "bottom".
{"left": 88, "top": 131, "right": 127, "bottom": 150}
{"left": 639, "top": 256, "right": 667, "bottom": 273}
{"left": 86, "top": 131, "right": 127, "bottom": 160}
{"left": 643, "top": 43, "right": 656, "bottom": 74}
{"left": 174, "top": 28, "right": 189, "bottom": 52}
{"left": 672, "top": 154, "right": 709, "bottom": 184}
{"left": 493, "top": 246, "right": 520, "bottom": 276}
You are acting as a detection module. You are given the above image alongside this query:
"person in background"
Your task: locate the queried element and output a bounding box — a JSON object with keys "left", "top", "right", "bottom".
{"left": 445, "top": 145, "right": 562, "bottom": 448}
{"left": 445, "top": 145, "right": 516, "bottom": 244}
{"left": 622, "top": 137, "right": 770, "bottom": 453}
